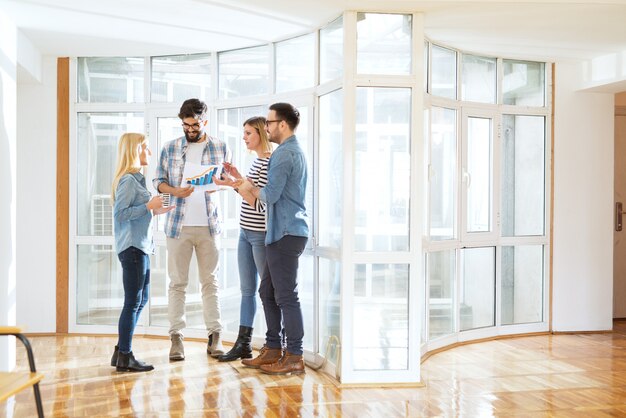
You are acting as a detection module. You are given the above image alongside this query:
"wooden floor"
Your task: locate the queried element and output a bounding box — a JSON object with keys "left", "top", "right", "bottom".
{"left": 4, "top": 325, "right": 626, "bottom": 417}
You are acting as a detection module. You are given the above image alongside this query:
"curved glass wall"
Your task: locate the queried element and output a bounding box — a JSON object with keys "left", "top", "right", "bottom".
{"left": 70, "top": 11, "right": 550, "bottom": 384}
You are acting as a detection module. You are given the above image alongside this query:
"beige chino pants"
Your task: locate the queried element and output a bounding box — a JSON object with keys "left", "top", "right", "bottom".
{"left": 167, "top": 226, "right": 221, "bottom": 336}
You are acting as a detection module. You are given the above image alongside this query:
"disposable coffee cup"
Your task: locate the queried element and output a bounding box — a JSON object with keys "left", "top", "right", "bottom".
{"left": 160, "top": 193, "right": 171, "bottom": 208}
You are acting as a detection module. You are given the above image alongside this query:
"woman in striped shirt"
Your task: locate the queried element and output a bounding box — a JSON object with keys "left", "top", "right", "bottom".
{"left": 216, "top": 116, "right": 272, "bottom": 362}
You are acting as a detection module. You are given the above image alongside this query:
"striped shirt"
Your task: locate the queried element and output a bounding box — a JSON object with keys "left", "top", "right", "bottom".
{"left": 240, "top": 157, "right": 269, "bottom": 231}
{"left": 153, "top": 134, "right": 231, "bottom": 239}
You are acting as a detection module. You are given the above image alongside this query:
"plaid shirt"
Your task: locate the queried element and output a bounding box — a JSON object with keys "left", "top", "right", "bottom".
{"left": 153, "top": 134, "right": 231, "bottom": 239}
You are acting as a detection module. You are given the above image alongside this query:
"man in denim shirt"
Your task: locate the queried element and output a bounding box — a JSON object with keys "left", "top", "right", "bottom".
{"left": 153, "top": 99, "right": 230, "bottom": 361}
{"left": 238, "top": 103, "right": 309, "bottom": 375}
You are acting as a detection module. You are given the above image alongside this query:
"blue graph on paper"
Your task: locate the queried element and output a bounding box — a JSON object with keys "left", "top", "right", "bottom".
{"left": 185, "top": 165, "right": 221, "bottom": 186}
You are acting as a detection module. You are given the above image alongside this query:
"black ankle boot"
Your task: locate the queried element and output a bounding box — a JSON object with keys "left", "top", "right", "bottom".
{"left": 116, "top": 351, "right": 154, "bottom": 372}
{"left": 218, "top": 326, "right": 253, "bottom": 362}
{"left": 110, "top": 345, "right": 119, "bottom": 367}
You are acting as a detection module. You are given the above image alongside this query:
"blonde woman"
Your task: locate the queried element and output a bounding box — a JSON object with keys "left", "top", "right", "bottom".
{"left": 214, "top": 116, "right": 272, "bottom": 362}
{"left": 110, "top": 133, "right": 173, "bottom": 372}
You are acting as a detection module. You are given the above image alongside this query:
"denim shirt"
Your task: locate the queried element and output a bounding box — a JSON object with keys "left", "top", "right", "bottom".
{"left": 259, "top": 135, "right": 309, "bottom": 245}
{"left": 114, "top": 172, "right": 154, "bottom": 255}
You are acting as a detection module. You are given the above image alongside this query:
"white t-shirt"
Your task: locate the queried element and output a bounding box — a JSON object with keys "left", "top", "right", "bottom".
{"left": 181, "top": 142, "right": 209, "bottom": 226}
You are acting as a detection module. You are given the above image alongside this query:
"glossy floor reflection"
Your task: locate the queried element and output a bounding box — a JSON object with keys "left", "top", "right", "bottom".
{"left": 4, "top": 324, "right": 626, "bottom": 416}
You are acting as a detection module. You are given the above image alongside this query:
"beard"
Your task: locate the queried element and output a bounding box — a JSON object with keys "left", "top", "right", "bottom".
{"left": 185, "top": 130, "right": 204, "bottom": 143}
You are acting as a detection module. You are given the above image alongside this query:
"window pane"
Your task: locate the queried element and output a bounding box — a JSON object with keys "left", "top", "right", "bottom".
{"left": 355, "top": 87, "right": 410, "bottom": 251}
{"left": 219, "top": 46, "right": 269, "bottom": 99}
{"left": 320, "top": 16, "right": 343, "bottom": 83}
{"left": 353, "top": 264, "right": 408, "bottom": 370}
{"left": 501, "top": 115, "right": 545, "bottom": 236}
{"left": 466, "top": 116, "right": 492, "bottom": 233}
{"left": 428, "top": 250, "right": 455, "bottom": 339}
{"left": 319, "top": 89, "right": 343, "bottom": 248}
{"left": 77, "top": 113, "right": 144, "bottom": 236}
{"left": 503, "top": 60, "right": 545, "bottom": 106}
{"left": 319, "top": 258, "right": 340, "bottom": 364}
{"left": 276, "top": 34, "right": 315, "bottom": 92}
{"left": 501, "top": 245, "right": 544, "bottom": 325}
{"left": 461, "top": 54, "right": 496, "bottom": 104}
{"left": 357, "top": 13, "right": 411, "bottom": 75}
{"left": 78, "top": 57, "right": 144, "bottom": 103}
{"left": 154, "top": 116, "right": 182, "bottom": 233}
{"left": 151, "top": 54, "right": 211, "bottom": 103}
{"left": 460, "top": 247, "right": 495, "bottom": 330}
{"left": 430, "top": 107, "right": 456, "bottom": 240}
{"left": 217, "top": 247, "right": 254, "bottom": 335}
{"left": 217, "top": 106, "right": 266, "bottom": 239}
{"left": 431, "top": 45, "right": 456, "bottom": 99}
{"left": 148, "top": 245, "right": 169, "bottom": 326}
{"left": 291, "top": 106, "right": 313, "bottom": 240}
{"left": 76, "top": 244, "right": 120, "bottom": 325}
{"left": 299, "top": 253, "right": 315, "bottom": 352}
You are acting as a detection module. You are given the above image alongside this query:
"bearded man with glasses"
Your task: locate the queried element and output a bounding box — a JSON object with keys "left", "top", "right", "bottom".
{"left": 153, "top": 98, "right": 231, "bottom": 361}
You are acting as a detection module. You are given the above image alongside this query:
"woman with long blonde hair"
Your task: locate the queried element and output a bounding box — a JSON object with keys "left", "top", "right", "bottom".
{"left": 214, "top": 116, "right": 272, "bottom": 362}
{"left": 111, "top": 132, "right": 173, "bottom": 372}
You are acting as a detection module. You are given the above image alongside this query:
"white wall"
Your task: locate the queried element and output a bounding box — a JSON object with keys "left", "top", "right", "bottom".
{"left": 0, "top": 10, "right": 18, "bottom": 371}
{"left": 553, "top": 61, "right": 614, "bottom": 331}
{"left": 16, "top": 56, "right": 57, "bottom": 332}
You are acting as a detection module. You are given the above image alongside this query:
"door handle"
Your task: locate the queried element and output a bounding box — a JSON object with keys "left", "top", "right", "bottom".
{"left": 617, "top": 202, "right": 626, "bottom": 231}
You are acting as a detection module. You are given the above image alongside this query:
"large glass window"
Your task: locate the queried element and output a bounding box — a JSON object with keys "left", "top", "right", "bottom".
{"left": 217, "top": 106, "right": 267, "bottom": 240}
{"left": 76, "top": 113, "right": 144, "bottom": 237}
{"left": 320, "top": 17, "right": 343, "bottom": 83}
{"left": 431, "top": 45, "right": 456, "bottom": 99}
{"left": 355, "top": 87, "right": 411, "bottom": 252}
{"left": 357, "top": 13, "right": 411, "bottom": 75}
{"left": 460, "top": 247, "right": 495, "bottom": 330}
{"left": 466, "top": 116, "right": 492, "bottom": 233}
{"left": 429, "top": 107, "right": 457, "bottom": 240}
{"left": 461, "top": 54, "right": 496, "bottom": 104}
{"left": 76, "top": 244, "right": 120, "bottom": 325}
{"left": 353, "top": 264, "right": 409, "bottom": 370}
{"left": 428, "top": 250, "right": 455, "bottom": 339}
{"left": 77, "top": 57, "right": 144, "bottom": 103}
{"left": 501, "top": 115, "right": 545, "bottom": 236}
{"left": 503, "top": 60, "right": 545, "bottom": 106}
{"left": 276, "top": 34, "right": 315, "bottom": 92}
{"left": 501, "top": 245, "right": 544, "bottom": 325}
{"left": 151, "top": 54, "right": 211, "bottom": 103}
{"left": 319, "top": 258, "right": 340, "bottom": 364}
{"left": 319, "top": 90, "right": 343, "bottom": 248}
{"left": 218, "top": 45, "right": 269, "bottom": 98}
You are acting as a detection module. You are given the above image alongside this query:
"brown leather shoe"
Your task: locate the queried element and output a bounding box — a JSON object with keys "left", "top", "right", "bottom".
{"left": 259, "top": 351, "right": 305, "bottom": 375}
{"left": 241, "top": 345, "right": 282, "bottom": 369}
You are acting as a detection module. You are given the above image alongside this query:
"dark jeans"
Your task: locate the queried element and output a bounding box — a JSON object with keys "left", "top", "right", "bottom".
{"left": 259, "top": 235, "right": 307, "bottom": 355}
{"left": 117, "top": 246, "right": 150, "bottom": 354}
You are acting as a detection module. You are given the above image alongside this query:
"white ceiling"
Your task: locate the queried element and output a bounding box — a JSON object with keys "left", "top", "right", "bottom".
{"left": 3, "top": 0, "right": 626, "bottom": 63}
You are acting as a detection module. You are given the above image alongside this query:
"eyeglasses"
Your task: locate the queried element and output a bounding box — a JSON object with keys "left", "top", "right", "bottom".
{"left": 264, "top": 119, "right": 283, "bottom": 126}
{"left": 182, "top": 121, "right": 203, "bottom": 131}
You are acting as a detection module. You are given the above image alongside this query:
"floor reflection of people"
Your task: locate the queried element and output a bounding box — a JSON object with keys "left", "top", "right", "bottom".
{"left": 168, "top": 375, "right": 185, "bottom": 416}
{"left": 113, "top": 377, "right": 137, "bottom": 416}
{"left": 264, "top": 384, "right": 304, "bottom": 417}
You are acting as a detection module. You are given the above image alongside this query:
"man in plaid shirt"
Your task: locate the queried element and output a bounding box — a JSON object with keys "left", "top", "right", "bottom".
{"left": 153, "top": 98, "right": 231, "bottom": 361}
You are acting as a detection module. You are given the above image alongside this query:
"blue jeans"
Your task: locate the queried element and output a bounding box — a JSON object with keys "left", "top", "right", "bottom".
{"left": 117, "top": 246, "right": 150, "bottom": 354}
{"left": 259, "top": 235, "right": 307, "bottom": 355}
{"left": 238, "top": 229, "right": 267, "bottom": 327}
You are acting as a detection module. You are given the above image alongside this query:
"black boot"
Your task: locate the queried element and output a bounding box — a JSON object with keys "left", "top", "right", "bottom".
{"left": 218, "top": 326, "right": 253, "bottom": 362}
{"left": 110, "top": 345, "right": 119, "bottom": 367}
{"left": 116, "top": 351, "right": 154, "bottom": 372}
